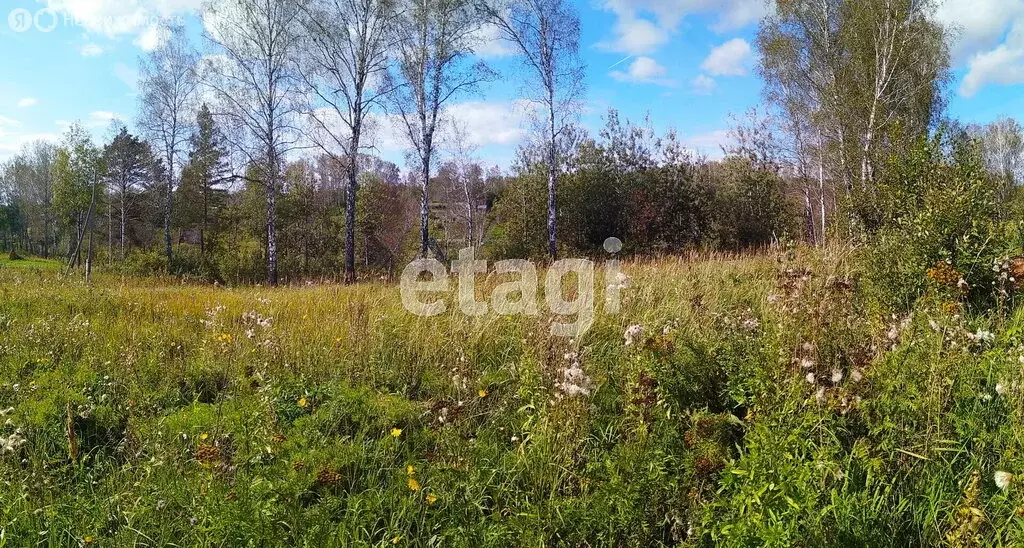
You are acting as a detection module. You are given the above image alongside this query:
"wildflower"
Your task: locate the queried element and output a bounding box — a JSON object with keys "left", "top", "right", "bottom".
{"left": 970, "top": 330, "right": 995, "bottom": 343}
{"left": 995, "top": 471, "right": 1014, "bottom": 491}
{"left": 407, "top": 477, "right": 421, "bottom": 491}
{"left": 805, "top": 372, "right": 816, "bottom": 384}
{"left": 1, "top": 430, "right": 27, "bottom": 453}
{"left": 199, "top": 433, "right": 209, "bottom": 441}
{"left": 555, "top": 356, "right": 593, "bottom": 399}
{"left": 851, "top": 369, "right": 863, "bottom": 383}
{"left": 390, "top": 428, "right": 402, "bottom": 438}
{"left": 478, "top": 389, "right": 488, "bottom": 398}
{"left": 216, "top": 333, "right": 233, "bottom": 345}
{"left": 406, "top": 465, "right": 415, "bottom": 475}
{"left": 426, "top": 493, "right": 438, "bottom": 504}
{"left": 996, "top": 383, "right": 1007, "bottom": 396}
{"left": 831, "top": 369, "right": 844, "bottom": 384}
{"left": 815, "top": 387, "right": 826, "bottom": 404}
{"left": 624, "top": 324, "right": 644, "bottom": 346}
{"left": 392, "top": 537, "right": 402, "bottom": 545}
{"left": 84, "top": 536, "right": 94, "bottom": 544}
{"left": 298, "top": 397, "right": 308, "bottom": 408}
{"left": 156, "top": 499, "right": 166, "bottom": 511}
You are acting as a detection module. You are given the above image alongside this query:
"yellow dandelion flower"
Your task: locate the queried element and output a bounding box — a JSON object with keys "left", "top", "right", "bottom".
{"left": 199, "top": 433, "right": 209, "bottom": 441}
{"left": 406, "top": 464, "right": 416, "bottom": 475}
{"left": 426, "top": 493, "right": 438, "bottom": 504}
{"left": 298, "top": 397, "right": 308, "bottom": 408}
{"left": 392, "top": 537, "right": 402, "bottom": 545}
{"left": 390, "top": 428, "right": 402, "bottom": 438}
{"left": 84, "top": 537, "right": 95, "bottom": 544}
{"left": 478, "top": 389, "right": 488, "bottom": 398}
{"left": 407, "top": 477, "right": 421, "bottom": 491}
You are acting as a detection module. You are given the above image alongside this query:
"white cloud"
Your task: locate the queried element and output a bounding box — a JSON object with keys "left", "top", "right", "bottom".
{"left": 0, "top": 133, "right": 60, "bottom": 158}
{"left": 16, "top": 98, "right": 38, "bottom": 108}
{"left": 42, "top": 0, "right": 202, "bottom": 47}
{"left": 935, "top": 0, "right": 1024, "bottom": 64}
{"left": 88, "top": 111, "right": 124, "bottom": 128}
{"left": 683, "top": 129, "right": 732, "bottom": 159}
{"left": 960, "top": 20, "right": 1024, "bottom": 97}
{"left": 309, "top": 100, "right": 532, "bottom": 160}
{"left": 79, "top": 43, "right": 104, "bottom": 57}
{"left": 934, "top": 0, "right": 1024, "bottom": 96}
{"left": 598, "top": 15, "right": 671, "bottom": 56}
{"left": 598, "top": 0, "right": 769, "bottom": 55}
{"left": 445, "top": 101, "right": 531, "bottom": 147}
{"left": 471, "top": 23, "right": 517, "bottom": 58}
{"left": 134, "top": 24, "right": 171, "bottom": 51}
{"left": 691, "top": 74, "right": 716, "bottom": 94}
{"left": 0, "top": 118, "right": 58, "bottom": 160}
{"left": 609, "top": 56, "right": 673, "bottom": 85}
{"left": 700, "top": 38, "right": 752, "bottom": 76}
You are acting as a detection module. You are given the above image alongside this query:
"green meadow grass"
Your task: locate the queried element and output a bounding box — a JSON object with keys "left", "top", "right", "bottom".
{"left": 0, "top": 257, "right": 60, "bottom": 270}
{"left": 1, "top": 247, "right": 1023, "bottom": 546}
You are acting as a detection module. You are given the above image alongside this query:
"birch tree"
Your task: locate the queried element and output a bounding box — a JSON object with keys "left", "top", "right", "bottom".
{"left": 845, "top": 0, "right": 948, "bottom": 185}
{"left": 389, "top": 0, "right": 490, "bottom": 258}
{"left": 758, "top": 0, "right": 947, "bottom": 235}
{"left": 479, "top": 0, "right": 585, "bottom": 259}
{"left": 203, "top": 0, "right": 305, "bottom": 286}
{"left": 138, "top": 26, "right": 200, "bottom": 268}
{"left": 298, "top": 0, "right": 398, "bottom": 283}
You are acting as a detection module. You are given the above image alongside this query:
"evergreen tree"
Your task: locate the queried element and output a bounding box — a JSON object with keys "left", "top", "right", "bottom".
{"left": 178, "top": 105, "right": 230, "bottom": 256}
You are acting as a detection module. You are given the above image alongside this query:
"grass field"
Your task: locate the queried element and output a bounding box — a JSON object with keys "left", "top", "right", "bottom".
{"left": 0, "top": 257, "right": 61, "bottom": 270}
{"left": 1, "top": 247, "right": 1023, "bottom": 546}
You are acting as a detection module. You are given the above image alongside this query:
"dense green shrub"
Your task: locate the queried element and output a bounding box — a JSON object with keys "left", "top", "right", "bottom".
{"left": 862, "top": 132, "right": 1015, "bottom": 310}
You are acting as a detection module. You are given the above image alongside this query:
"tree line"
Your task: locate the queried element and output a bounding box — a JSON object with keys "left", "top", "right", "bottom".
{"left": 0, "top": 0, "right": 1022, "bottom": 284}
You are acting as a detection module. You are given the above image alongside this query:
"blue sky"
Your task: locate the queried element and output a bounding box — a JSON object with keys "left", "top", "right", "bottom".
{"left": 1, "top": 0, "right": 1022, "bottom": 172}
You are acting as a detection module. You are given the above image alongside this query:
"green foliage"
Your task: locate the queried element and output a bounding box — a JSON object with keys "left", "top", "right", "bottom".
{"left": 861, "top": 131, "right": 1016, "bottom": 310}
{"left": 487, "top": 111, "right": 794, "bottom": 261}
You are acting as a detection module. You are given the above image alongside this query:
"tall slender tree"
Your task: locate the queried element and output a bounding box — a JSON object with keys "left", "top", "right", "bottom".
{"left": 103, "top": 127, "right": 153, "bottom": 261}
{"left": 758, "top": 0, "right": 949, "bottom": 233}
{"left": 204, "top": 0, "right": 305, "bottom": 286}
{"left": 138, "top": 26, "right": 200, "bottom": 268}
{"left": 389, "top": 0, "right": 491, "bottom": 258}
{"left": 298, "top": 0, "right": 398, "bottom": 283}
{"left": 179, "top": 104, "right": 231, "bottom": 256}
{"left": 480, "top": 0, "right": 585, "bottom": 259}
